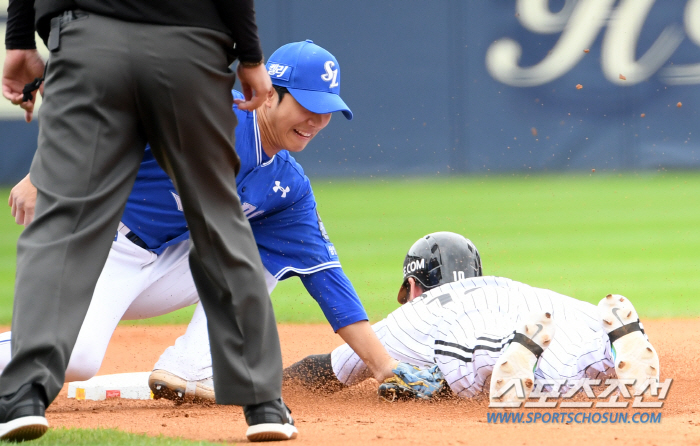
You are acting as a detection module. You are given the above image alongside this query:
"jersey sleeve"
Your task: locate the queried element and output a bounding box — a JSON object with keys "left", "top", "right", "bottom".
{"left": 250, "top": 190, "right": 341, "bottom": 280}
{"left": 299, "top": 267, "right": 368, "bottom": 332}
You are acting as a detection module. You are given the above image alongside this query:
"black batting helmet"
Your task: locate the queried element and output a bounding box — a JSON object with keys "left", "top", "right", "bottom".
{"left": 397, "top": 232, "right": 482, "bottom": 304}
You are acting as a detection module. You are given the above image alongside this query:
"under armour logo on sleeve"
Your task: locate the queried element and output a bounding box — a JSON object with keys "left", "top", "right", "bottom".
{"left": 273, "top": 181, "right": 290, "bottom": 198}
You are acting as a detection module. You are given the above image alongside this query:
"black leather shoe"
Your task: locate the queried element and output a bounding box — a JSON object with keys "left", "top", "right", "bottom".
{"left": 0, "top": 383, "right": 49, "bottom": 442}
{"left": 243, "top": 398, "right": 298, "bottom": 442}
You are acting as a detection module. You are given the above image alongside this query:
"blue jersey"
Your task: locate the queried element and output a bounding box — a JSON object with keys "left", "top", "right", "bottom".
{"left": 120, "top": 90, "right": 367, "bottom": 331}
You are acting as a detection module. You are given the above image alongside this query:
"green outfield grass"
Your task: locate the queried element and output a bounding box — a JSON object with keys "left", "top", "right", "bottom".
{"left": 1, "top": 171, "right": 699, "bottom": 327}
{"left": 35, "top": 428, "right": 222, "bottom": 445}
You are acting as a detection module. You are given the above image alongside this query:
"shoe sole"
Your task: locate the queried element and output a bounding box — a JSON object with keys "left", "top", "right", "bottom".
{"left": 490, "top": 311, "right": 555, "bottom": 403}
{"left": 598, "top": 294, "right": 638, "bottom": 330}
{"left": 598, "top": 294, "right": 660, "bottom": 392}
{"left": 149, "top": 370, "right": 214, "bottom": 403}
{"left": 246, "top": 423, "right": 298, "bottom": 442}
{"left": 0, "top": 416, "right": 48, "bottom": 442}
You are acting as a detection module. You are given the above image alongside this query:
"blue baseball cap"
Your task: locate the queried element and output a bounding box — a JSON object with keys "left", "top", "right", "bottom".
{"left": 266, "top": 40, "right": 353, "bottom": 120}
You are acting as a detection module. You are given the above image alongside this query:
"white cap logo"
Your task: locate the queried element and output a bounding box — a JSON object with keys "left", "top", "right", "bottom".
{"left": 321, "top": 61, "right": 339, "bottom": 88}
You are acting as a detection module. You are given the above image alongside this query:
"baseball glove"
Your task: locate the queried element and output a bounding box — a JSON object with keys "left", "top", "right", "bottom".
{"left": 378, "top": 362, "right": 446, "bottom": 402}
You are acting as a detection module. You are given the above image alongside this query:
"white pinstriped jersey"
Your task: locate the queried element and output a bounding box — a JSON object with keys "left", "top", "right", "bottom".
{"left": 331, "top": 276, "right": 616, "bottom": 397}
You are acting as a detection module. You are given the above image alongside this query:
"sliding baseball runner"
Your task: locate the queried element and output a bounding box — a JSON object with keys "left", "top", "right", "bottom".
{"left": 285, "top": 232, "right": 660, "bottom": 402}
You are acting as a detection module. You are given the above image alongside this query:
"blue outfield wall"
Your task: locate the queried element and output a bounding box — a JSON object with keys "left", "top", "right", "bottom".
{"left": 1, "top": 0, "right": 699, "bottom": 183}
{"left": 0, "top": 120, "right": 38, "bottom": 185}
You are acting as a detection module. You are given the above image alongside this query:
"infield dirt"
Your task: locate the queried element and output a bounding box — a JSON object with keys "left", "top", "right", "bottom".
{"left": 18, "top": 321, "right": 700, "bottom": 445}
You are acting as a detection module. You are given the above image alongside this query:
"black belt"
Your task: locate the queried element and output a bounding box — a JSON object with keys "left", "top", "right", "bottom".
{"left": 58, "top": 10, "right": 89, "bottom": 23}
{"left": 124, "top": 231, "right": 149, "bottom": 251}
{"left": 117, "top": 224, "right": 150, "bottom": 250}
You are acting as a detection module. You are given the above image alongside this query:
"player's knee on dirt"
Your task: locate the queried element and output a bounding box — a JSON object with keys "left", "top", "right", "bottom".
{"left": 65, "top": 349, "right": 103, "bottom": 382}
{"left": 283, "top": 354, "right": 347, "bottom": 393}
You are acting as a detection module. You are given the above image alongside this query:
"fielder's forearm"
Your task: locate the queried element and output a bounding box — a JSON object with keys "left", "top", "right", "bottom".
{"left": 336, "top": 320, "right": 398, "bottom": 382}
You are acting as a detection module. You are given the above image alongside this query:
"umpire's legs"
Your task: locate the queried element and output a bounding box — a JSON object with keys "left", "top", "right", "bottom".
{"left": 133, "top": 25, "right": 282, "bottom": 405}
{"left": 0, "top": 14, "right": 146, "bottom": 402}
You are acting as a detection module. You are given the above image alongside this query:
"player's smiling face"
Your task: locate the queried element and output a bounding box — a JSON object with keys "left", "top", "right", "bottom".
{"left": 258, "top": 89, "right": 331, "bottom": 156}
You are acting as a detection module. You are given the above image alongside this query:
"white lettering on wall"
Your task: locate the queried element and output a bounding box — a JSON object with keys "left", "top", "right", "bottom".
{"left": 661, "top": 0, "right": 700, "bottom": 84}
{"left": 601, "top": 0, "right": 684, "bottom": 85}
{"left": 486, "top": 0, "right": 695, "bottom": 87}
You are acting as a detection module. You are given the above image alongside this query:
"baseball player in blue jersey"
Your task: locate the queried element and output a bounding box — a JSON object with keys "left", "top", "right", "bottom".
{"left": 3, "top": 41, "right": 399, "bottom": 416}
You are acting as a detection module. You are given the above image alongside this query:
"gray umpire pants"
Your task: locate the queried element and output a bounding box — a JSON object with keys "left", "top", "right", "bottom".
{"left": 0, "top": 13, "right": 283, "bottom": 406}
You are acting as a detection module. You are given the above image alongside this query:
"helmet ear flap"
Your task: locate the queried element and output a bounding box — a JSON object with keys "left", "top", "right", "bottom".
{"left": 474, "top": 250, "right": 483, "bottom": 276}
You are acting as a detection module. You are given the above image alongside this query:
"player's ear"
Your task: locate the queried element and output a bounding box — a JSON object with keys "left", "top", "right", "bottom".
{"left": 407, "top": 278, "right": 423, "bottom": 302}
{"left": 265, "top": 88, "right": 276, "bottom": 108}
